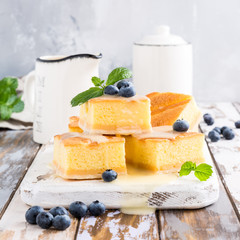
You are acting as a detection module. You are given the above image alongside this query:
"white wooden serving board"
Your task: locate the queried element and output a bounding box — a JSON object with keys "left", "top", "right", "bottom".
{"left": 20, "top": 143, "right": 219, "bottom": 209}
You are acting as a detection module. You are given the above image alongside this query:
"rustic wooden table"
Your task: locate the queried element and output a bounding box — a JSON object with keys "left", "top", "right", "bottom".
{"left": 0, "top": 102, "right": 240, "bottom": 240}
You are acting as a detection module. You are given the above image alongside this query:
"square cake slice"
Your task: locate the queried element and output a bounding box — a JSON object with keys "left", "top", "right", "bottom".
{"left": 79, "top": 95, "right": 152, "bottom": 135}
{"left": 53, "top": 132, "right": 126, "bottom": 179}
{"left": 125, "top": 126, "right": 205, "bottom": 172}
{"left": 146, "top": 92, "right": 202, "bottom": 131}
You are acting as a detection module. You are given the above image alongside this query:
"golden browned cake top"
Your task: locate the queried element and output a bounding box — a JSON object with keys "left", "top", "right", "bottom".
{"left": 88, "top": 94, "right": 150, "bottom": 103}
{"left": 55, "top": 132, "right": 125, "bottom": 146}
{"left": 69, "top": 116, "right": 80, "bottom": 128}
{"left": 132, "top": 126, "right": 203, "bottom": 141}
{"left": 69, "top": 116, "right": 79, "bottom": 123}
{"left": 146, "top": 92, "right": 192, "bottom": 113}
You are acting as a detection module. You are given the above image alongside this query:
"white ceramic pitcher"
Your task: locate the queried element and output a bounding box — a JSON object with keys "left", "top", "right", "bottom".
{"left": 25, "top": 53, "right": 102, "bottom": 144}
{"left": 133, "top": 26, "right": 192, "bottom": 95}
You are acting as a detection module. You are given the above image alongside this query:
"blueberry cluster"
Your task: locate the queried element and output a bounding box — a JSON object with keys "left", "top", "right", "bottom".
{"left": 173, "top": 119, "right": 189, "bottom": 132}
{"left": 208, "top": 126, "right": 235, "bottom": 142}
{"left": 25, "top": 200, "right": 106, "bottom": 230}
{"left": 104, "top": 79, "right": 136, "bottom": 98}
{"left": 70, "top": 200, "right": 105, "bottom": 217}
{"left": 203, "top": 113, "right": 238, "bottom": 142}
{"left": 25, "top": 206, "right": 70, "bottom": 230}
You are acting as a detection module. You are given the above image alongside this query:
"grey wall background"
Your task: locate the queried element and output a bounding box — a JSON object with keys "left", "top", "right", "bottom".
{"left": 0, "top": 0, "right": 239, "bottom": 101}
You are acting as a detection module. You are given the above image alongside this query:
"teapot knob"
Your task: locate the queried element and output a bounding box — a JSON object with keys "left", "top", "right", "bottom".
{"left": 155, "top": 25, "right": 170, "bottom": 36}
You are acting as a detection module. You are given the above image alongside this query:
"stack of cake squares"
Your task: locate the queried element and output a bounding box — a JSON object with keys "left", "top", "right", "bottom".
{"left": 53, "top": 92, "right": 204, "bottom": 179}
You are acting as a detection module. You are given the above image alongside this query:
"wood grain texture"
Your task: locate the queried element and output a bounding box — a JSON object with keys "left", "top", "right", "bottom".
{"left": 0, "top": 187, "right": 78, "bottom": 240}
{"left": 158, "top": 102, "right": 240, "bottom": 239}
{"left": 0, "top": 130, "right": 40, "bottom": 218}
{"left": 159, "top": 180, "right": 240, "bottom": 240}
{"left": 199, "top": 102, "right": 240, "bottom": 215}
{"left": 77, "top": 210, "right": 159, "bottom": 240}
{"left": 1, "top": 102, "right": 240, "bottom": 240}
{"left": 233, "top": 102, "right": 240, "bottom": 113}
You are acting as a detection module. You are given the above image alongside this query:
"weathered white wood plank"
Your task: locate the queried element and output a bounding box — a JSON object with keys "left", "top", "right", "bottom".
{"left": 159, "top": 180, "right": 240, "bottom": 240}
{"left": 0, "top": 187, "right": 78, "bottom": 240}
{"left": 199, "top": 102, "right": 240, "bottom": 214}
{"left": 77, "top": 210, "right": 159, "bottom": 240}
{"left": 0, "top": 130, "right": 40, "bottom": 217}
{"left": 233, "top": 102, "right": 240, "bottom": 113}
{"left": 20, "top": 143, "right": 219, "bottom": 209}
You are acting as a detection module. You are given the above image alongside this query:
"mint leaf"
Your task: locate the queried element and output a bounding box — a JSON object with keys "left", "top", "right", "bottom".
{"left": 71, "top": 67, "right": 132, "bottom": 107}
{"left": 0, "top": 77, "right": 24, "bottom": 120}
{"left": 179, "top": 161, "right": 213, "bottom": 181}
{"left": 179, "top": 161, "right": 196, "bottom": 176}
{"left": 0, "top": 105, "right": 12, "bottom": 120}
{"left": 71, "top": 87, "right": 103, "bottom": 106}
{"left": 1, "top": 77, "right": 18, "bottom": 90}
{"left": 106, "top": 67, "right": 132, "bottom": 86}
{"left": 12, "top": 100, "right": 24, "bottom": 113}
{"left": 6, "top": 95, "right": 18, "bottom": 106}
{"left": 91, "top": 77, "right": 103, "bottom": 87}
{"left": 194, "top": 163, "right": 213, "bottom": 181}
{"left": 0, "top": 89, "right": 11, "bottom": 103}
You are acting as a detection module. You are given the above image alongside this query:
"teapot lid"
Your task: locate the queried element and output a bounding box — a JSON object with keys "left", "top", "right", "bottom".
{"left": 135, "top": 25, "right": 187, "bottom": 46}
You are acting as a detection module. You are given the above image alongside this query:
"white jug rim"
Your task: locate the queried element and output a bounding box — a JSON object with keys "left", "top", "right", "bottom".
{"left": 36, "top": 53, "right": 102, "bottom": 63}
{"left": 133, "top": 42, "right": 191, "bottom": 47}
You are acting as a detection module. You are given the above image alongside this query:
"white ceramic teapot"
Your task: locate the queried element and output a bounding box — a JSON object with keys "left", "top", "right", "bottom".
{"left": 24, "top": 53, "right": 102, "bottom": 144}
{"left": 133, "top": 26, "right": 192, "bottom": 95}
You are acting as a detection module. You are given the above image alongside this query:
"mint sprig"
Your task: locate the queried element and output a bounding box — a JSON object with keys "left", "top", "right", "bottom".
{"left": 71, "top": 87, "right": 104, "bottom": 107}
{"left": 179, "top": 161, "right": 213, "bottom": 181}
{"left": 0, "top": 77, "right": 24, "bottom": 120}
{"left": 106, "top": 67, "right": 132, "bottom": 86}
{"left": 71, "top": 67, "right": 132, "bottom": 106}
{"left": 91, "top": 77, "right": 104, "bottom": 87}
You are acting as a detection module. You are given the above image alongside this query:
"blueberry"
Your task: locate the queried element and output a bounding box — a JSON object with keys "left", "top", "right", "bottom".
{"left": 203, "top": 113, "right": 210, "bottom": 119}
{"left": 52, "top": 214, "right": 71, "bottom": 230}
{"left": 208, "top": 130, "right": 221, "bottom": 142}
{"left": 69, "top": 201, "right": 88, "bottom": 219}
{"left": 25, "top": 206, "right": 44, "bottom": 224}
{"left": 221, "top": 126, "right": 230, "bottom": 134}
{"left": 203, "top": 113, "right": 211, "bottom": 118}
{"left": 104, "top": 85, "right": 119, "bottom": 95}
{"left": 36, "top": 212, "right": 53, "bottom": 229}
{"left": 118, "top": 86, "right": 136, "bottom": 97}
{"left": 213, "top": 127, "right": 221, "bottom": 135}
{"left": 49, "top": 206, "right": 68, "bottom": 217}
{"left": 235, "top": 120, "right": 240, "bottom": 128}
{"left": 223, "top": 128, "right": 235, "bottom": 140}
{"left": 88, "top": 200, "right": 106, "bottom": 216}
{"left": 173, "top": 119, "right": 189, "bottom": 132}
{"left": 203, "top": 113, "right": 214, "bottom": 125}
{"left": 116, "top": 80, "right": 132, "bottom": 89}
{"left": 102, "top": 169, "right": 118, "bottom": 182}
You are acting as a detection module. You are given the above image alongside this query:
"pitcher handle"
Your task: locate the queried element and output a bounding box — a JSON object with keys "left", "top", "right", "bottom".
{"left": 24, "top": 71, "right": 35, "bottom": 113}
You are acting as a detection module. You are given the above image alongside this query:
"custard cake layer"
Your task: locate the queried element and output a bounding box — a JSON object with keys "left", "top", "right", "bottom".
{"left": 53, "top": 132, "right": 126, "bottom": 179}
{"left": 68, "top": 116, "right": 83, "bottom": 133}
{"left": 146, "top": 92, "right": 202, "bottom": 131}
{"left": 125, "top": 126, "right": 205, "bottom": 172}
{"left": 79, "top": 95, "right": 152, "bottom": 135}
